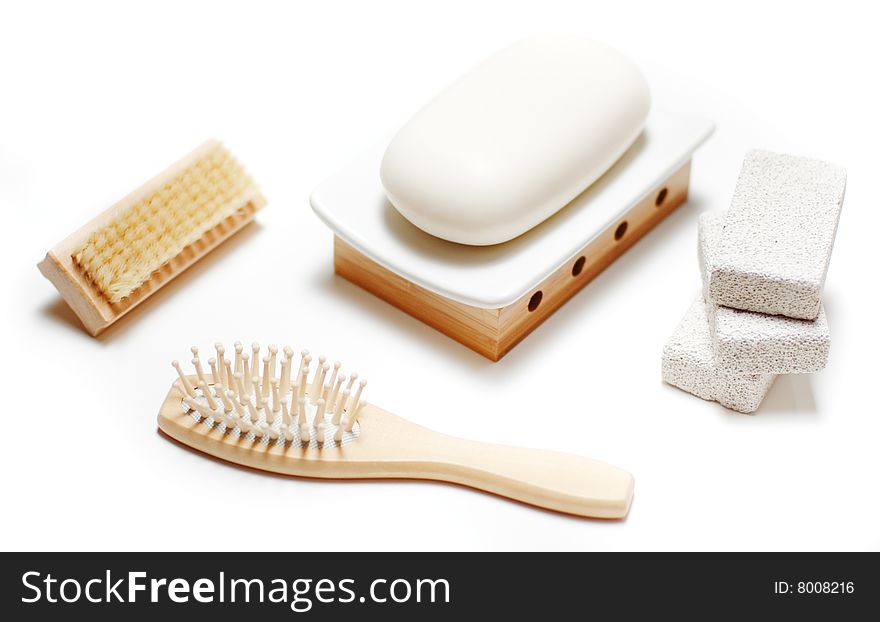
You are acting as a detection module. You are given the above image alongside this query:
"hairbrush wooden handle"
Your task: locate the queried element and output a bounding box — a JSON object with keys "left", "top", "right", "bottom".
{"left": 356, "top": 409, "right": 633, "bottom": 519}
{"left": 416, "top": 437, "right": 634, "bottom": 519}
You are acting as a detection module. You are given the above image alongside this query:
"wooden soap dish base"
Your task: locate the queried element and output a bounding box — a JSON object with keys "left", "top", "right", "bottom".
{"left": 334, "top": 160, "right": 691, "bottom": 361}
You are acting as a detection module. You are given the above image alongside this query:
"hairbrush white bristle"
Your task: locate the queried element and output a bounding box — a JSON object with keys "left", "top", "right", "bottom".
{"left": 158, "top": 341, "right": 634, "bottom": 518}
{"left": 172, "top": 343, "right": 366, "bottom": 448}
{"left": 38, "top": 140, "right": 267, "bottom": 336}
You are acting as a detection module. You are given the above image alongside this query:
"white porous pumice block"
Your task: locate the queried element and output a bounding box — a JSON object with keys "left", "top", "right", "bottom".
{"left": 379, "top": 35, "right": 651, "bottom": 246}
{"left": 699, "top": 211, "right": 831, "bottom": 374}
{"left": 662, "top": 298, "right": 776, "bottom": 414}
{"left": 708, "top": 150, "right": 846, "bottom": 319}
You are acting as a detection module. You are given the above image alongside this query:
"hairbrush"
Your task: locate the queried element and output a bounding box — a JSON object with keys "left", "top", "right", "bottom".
{"left": 158, "top": 341, "right": 634, "bottom": 518}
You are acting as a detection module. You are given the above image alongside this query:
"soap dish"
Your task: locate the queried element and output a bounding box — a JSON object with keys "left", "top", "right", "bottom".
{"left": 311, "top": 109, "right": 713, "bottom": 360}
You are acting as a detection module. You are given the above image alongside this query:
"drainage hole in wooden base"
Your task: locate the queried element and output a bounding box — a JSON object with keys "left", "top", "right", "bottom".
{"left": 655, "top": 187, "right": 668, "bottom": 207}
{"left": 528, "top": 291, "right": 543, "bottom": 312}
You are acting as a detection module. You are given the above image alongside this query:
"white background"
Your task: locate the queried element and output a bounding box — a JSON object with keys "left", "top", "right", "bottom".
{"left": 1, "top": 0, "right": 877, "bottom": 551}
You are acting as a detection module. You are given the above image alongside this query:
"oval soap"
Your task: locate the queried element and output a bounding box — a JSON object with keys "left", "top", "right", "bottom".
{"left": 380, "top": 35, "right": 651, "bottom": 246}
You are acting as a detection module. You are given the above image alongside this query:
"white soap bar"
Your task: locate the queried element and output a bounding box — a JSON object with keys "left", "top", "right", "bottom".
{"left": 380, "top": 35, "right": 651, "bottom": 246}
{"left": 708, "top": 150, "right": 846, "bottom": 319}
{"left": 699, "top": 211, "right": 831, "bottom": 374}
{"left": 662, "top": 298, "right": 776, "bottom": 414}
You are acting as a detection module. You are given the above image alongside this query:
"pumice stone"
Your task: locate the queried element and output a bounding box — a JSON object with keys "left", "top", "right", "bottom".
{"left": 662, "top": 298, "right": 776, "bottom": 414}
{"left": 707, "top": 150, "right": 846, "bottom": 320}
{"left": 380, "top": 35, "right": 651, "bottom": 246}
{"left": 699, "top": 211, "right": 831, "bottom": 374}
